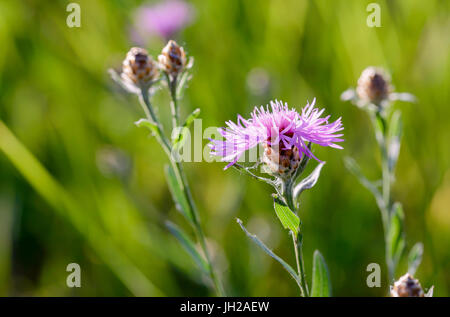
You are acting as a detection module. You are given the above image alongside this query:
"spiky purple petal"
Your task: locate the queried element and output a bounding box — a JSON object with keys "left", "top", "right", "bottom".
{"left": 210, "top": 99, "right": 344, "bottom": 169}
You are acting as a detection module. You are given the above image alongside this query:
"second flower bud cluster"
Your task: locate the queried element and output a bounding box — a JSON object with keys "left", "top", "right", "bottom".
{"left": 120, "top": 40, "right": 187, "bottom": 93}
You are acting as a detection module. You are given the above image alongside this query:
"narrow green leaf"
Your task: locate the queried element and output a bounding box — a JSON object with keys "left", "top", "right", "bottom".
{"left": 109, "top": 68, "right": 139, "bottom": 94}
{"left": 166, "top": 221, "right": 209, "bottom": 273}
{"left": 273, "top": 198, "right": 300, "bottom": 238}
{"left": 390, "top": 92, "right": 417, "bottom": 103}
{"left": 388, "top": 202, "right": 405, "bottom": 269}
{"left": 340, "top": 88, "right": 357, "bottom": 102}
{"left": 183, "top": 108, "right": 200, "bottom": 128}
{"left": 344, "top": 156, "right": 385, "bottom": 211}
{"left": 387, "top": 110, "right": 402, "bottom": 172}
{"left": 408, "top": 242, "right": 424, "bottom": 276}
{"left": 171, "top": 126, "right": 190, "bottom": 149}
{"left": 135, "top": 118, "right": 159, "bottom": 136}
{"left": 375, "top": 113, "right": 385, "bottom": 132}
{"left": 293, "top": 162, "right": 325, "bottom": 198}
{"left": 164, "top": 165, "right": 194, "bottom": 223}
{"left": 425, "top": 286, "right": 434, "bottom": 297}
{"left": 236, "top": 218, "right": 302, "bottom": 287}
{"left": 372, "top": 112, "right": 387, "bottom": 146}
{"left": 232, "top": 163, "right": 276, "bottom": 186}
{"left": 176, "top": 62, "right": 194, "bottom": 98}
{"left": 311, "top": 250, "right": 332, "bottom": 297}
{"left": 0, "top": 120, "right": 162, "bottom": 296}
{"left": 172, "top": 109, "right": 200, "bottom": 148}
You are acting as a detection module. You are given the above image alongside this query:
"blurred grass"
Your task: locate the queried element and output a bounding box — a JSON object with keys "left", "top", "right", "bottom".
{"left": 0, "top": 0, "right": 449, "bottom": 296}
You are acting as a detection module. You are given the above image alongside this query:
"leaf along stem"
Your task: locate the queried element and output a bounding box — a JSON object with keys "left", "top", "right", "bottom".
{"left": 283, "top": 176, "right": 309, "bottom": 296}
{"left": 370, "top": 110, "right": 395, "bottom": 285}
{"left": 139, "top": 85, "right": 225, "bottom": 296}
{"left": 237, "top": 218, "right": 303, "bottom": 290}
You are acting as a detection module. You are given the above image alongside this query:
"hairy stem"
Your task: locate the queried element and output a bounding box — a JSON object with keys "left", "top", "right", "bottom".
{"left": 284, "top": 179, "right": 309, "bottom": 296}
{"left": 292, "top": 232, "right": 309, "bottom": 297}
{"left": 371, "top": 111, "right": 394, "bottom": 284}
{"left": 167, "top": 74, "right": 179, "bottom": 129}
{"left": 291, "top": 234, "right": 304, "bottom": 296}
{"left": 140, "top": 88, "right": 225, "bottom": 296}
{"left": 140, "top": 88, "right": 224, "bottom": 296}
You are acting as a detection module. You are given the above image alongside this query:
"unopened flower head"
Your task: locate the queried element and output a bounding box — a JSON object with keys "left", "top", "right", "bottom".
{"left": 357, "top": 66, "right": 392, "bottom": 104}
{"left": 121, "top": 47, "right": 159, "bottom": 91}
{"left": 209, "top": 99, "right": 344, "bottom": 174}
{"left": 341, "top": 66, "right": 415, "bottom": 109}
{"left": 159, "top": 40, "right": 187, "bottom": 78}
{"left": 390, "top": 273, "right": 424, "bottom": 297}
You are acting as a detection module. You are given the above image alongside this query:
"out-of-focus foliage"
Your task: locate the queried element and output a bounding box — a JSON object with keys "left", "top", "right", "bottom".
{"left": 0, "top": 0, "right": 449, "bottom": 296}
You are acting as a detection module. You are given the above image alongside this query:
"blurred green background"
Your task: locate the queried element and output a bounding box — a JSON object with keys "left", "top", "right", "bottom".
{"left": 0, "top": 0, "right": 449, "bottom": 296}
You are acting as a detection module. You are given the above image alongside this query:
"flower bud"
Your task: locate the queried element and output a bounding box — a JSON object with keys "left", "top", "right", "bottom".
{"left": 121, "top": 47, "right": 159, "bottom": 90}
{"left": 158, "top": 40, "right": 187, "bottom": 78}
{"left": 390, "top": 273, "right": 424, "bottom": 297}
{"left": 263, "top": 144, "right": 301, "bottom": 179}
{"left": 356, "top": 66, "right": 391, "bottom": 104}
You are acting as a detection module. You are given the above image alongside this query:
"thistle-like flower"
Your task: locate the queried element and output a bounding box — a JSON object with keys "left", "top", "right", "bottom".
{"left": 341, "top": 66, "right": 416, "bottom": 110}
{"left": 218, "top": 100, "right": 343, "bottom": 297}
{"left": 110, "top": 47, "right": 160, "bottom": 94}
{"left": 209, "top": 99, "right": 344, "bottom": 175}
{"left": 159, "top": 40, "right": 187, "bottom": 79}
{"left": 390, "top": 273, "right": 433, "bottom": 297}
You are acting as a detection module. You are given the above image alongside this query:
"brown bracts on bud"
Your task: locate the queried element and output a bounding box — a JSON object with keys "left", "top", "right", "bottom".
{"left": 158, "top": 40, "right": 187, "bottom": 79}
{"left": 263, "top": 144, "right": 301, "bottom": 179}
{"left": 356, "top": 66, "right": 392, "bottom": 105}
{"left": 390, "top": 273, "right": 425, "bottom": 297}
{"left": 121, "top": 47, "right": 159, "bottom": 90}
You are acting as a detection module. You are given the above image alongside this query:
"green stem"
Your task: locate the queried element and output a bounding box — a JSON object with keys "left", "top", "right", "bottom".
{"left": 140, "top": 85, "right": 224, "bottom": 296}
{"left": 175, "top": 160, "right": 225, "bottom": 297}
{"left": 284, "top": 179, "right": 309, "bottom": 296}
{"left": 291, "top": 234, "right": 305, "bottom": 296}
{"left": 284, "top": 179, "right": 296, "bottom": 212}
{"left": 232, "top": 164, "right": 277, "bottom": 187}
{"left": 371, "top": 111, "right": 394, "bottom": 284}
{"left": 297, "top": 233, "right": 309, "bottom": 296}
{"left": 139, "top": 91, "right": 171, "bottom": 156}
{"left": 292, "top": 232, "right": 309, "bottom": 297}
{"left": 167, "top": 74, "right": 179, "bottom": 129}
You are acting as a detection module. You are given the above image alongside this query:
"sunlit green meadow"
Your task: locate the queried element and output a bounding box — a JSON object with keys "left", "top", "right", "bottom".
{"left": 0, "top": 0, "right": 449, "bottom": 296}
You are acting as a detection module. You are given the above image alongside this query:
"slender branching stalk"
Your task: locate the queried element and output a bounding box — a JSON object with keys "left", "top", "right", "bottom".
{"left": 370, "top": 110, "right": 394, "bottom": 282}
{"left": 139, "top": 87, "right": 224, "bottom": 296}
{"left": 211, "top": 99, "right": 340, "bottom": 297}
{"left": 283, "top": 176, "right": 309, "bottom": 296}
{"left": 342, "top": 66, "right": 425, "bottom": 293}
{"left": 112, "top": 43, "right": 224, "bottom": 296}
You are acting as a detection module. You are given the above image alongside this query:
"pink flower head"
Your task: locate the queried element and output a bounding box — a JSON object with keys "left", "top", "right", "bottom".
{"left": 209, "top": 99, "right": 344, "bottom": 169}
{"left": 134, "top": 0, "right": 195, "bottom": 40}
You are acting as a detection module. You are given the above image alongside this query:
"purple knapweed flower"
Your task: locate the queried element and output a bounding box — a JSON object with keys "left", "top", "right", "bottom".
{"left": 133, "top": 0, "right": 195, "bottom": 40}
{"left": 209, "top": 99, "right": 344, "bottom": 173}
